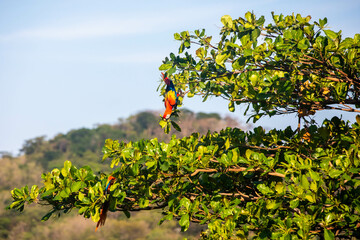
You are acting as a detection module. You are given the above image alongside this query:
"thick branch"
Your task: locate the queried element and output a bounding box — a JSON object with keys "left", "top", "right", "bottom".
{"left": 116, "top": 202, "right": 168, "bottom": 212}
{"left": 189, "top": 167, "right": 285, "bottom": 178}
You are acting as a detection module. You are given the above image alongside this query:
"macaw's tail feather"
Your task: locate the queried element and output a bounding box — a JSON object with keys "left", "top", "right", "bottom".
{"left": 162, "top": 108, "right": 173, "bottom": 120}
{"left": 95, "top": 201, "right": 109, "bottom": 231}
{"left": 162, "top": 98, "right": 173, "bottom": 119}
{"left": 95, "top": 176, "right": 116, "bottom": 231}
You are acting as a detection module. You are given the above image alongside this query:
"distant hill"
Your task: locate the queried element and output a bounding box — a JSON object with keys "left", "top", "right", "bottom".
{"left": 20, "top": 110, "right": 247, "bottom": 172}
{"left": 1, "top": 110, "right": 248, "bottom": 240}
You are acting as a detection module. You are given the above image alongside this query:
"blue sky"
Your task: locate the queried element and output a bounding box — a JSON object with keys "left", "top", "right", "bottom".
{"left": 1, "top": 0, "right": 359, "bottom": 155}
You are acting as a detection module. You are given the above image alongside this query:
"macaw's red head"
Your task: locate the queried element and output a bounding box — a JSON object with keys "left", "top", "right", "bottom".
{"left": 107, "top": 176, "right": 116, "bottom": 181}
{"left": 161, "top": 72, "right": 171, "bottom": 86}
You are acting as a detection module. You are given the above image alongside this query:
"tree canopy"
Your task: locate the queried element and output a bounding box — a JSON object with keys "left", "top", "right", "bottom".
{"left": 8, "top": 12, "right": 360, "bottom": 239}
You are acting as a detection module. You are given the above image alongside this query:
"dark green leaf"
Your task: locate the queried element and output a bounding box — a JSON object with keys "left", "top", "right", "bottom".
{"left": 171, "top": 121, "right": 181, "bottom": 132}
{"left": 324, "top": 229, "right": 335, "bottom": 240}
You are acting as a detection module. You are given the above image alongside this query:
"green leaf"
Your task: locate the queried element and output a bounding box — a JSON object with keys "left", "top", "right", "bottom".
{"left": 245, "top": 12, "right": 252, "bottom": 22}
{"left": 78, "top": 192, "right": 85, "bottom": 201}
{"left": 71, "top": 181, "right": 83, "bottom": 192}
{"left": 356, "top": 115, "right": 360, "bottom": 125}
{"left": 180, "top": 31, "right": 189, "bottom": 38}
{"left": 174, "top": 33, "right": 181, "bottom": 40}
{"left": 309, "top": 169, "right": 320, "bottom": 181}
{"left": 159, "top": 119, "right": 167, "bottom": 128}
{"left": 304, "top": 194, "right": 316, "bottom": 203}
{"left": 244, "top": 49, "right": 253, "bottom": 57}
{"left": 30, "top": 185, "right": 39, "bottom": 199}
{"left": 12, "top": 188, "right": 22, "bottom": 197}
{"left": 196, "top": 47, "right": 206, "bottom": 59}
{"left": 59, "top": 189, "right": 70, "bottom": 199}
{"left": 225, "top": 138, "right": 230, "bottom": 150}
{"left": 179, "top": 43, "right": 185, "bottom": 53}
{"left": 275, "top": 182, "right": 285, "bottom": 194}
{"left": 160, "top": 213, "right": 174, "bottom": 226}
{"left": 257, "top": 184, "right": 273, "bottom": 195}
{"left": 123, "top": 210, "right": 131, "bottom": 218}
{"left": 41, "top": 211, "right": 53, "bottom": 222}
{"left": 221, "top": 15, "right": 233, "bottom": 29}
{"left": 160, "top": 161, "right": 170, "bottom": 171}
{"left": 159, "top": 119, "right": 170, "bottom": 134}
{"left": 266, "top": 199, "right": 280, "bottom": 209}
{"left": 325, "top": 213, "right": 335, "bottom": 224}
{"left": 179, "top": 214, "right": 190, "bottom": 231}
{"left": 41, "top": 189, "right": 56, "bottom": 198}
{"left": 324, "top": 229, "right": 335, "bottom": 240}
{"left": 167, "top": 66, "right": 176, "bottom": 75}
{"left": 329, "top": 169, "right": 343, "bottom": 178}
{"left": 64, "top": 160, "right": 72, "bottom": 172}
{"left": 228, "top": 101, "right": 235, "bottom": 112}
{"left": 145, "top": 160, "right": 157, "bottom": 169}
{"left": 171, "top": 121, "right": 181, "bottom": 132}
{"left": 301, "top": 175, "right": 310, "bottom": 190}
{"left": 139, "top": 198, "right": 149, "bottom": 208}
{"left": 232, "top": 57, "right": 246, "bottom": 70}
{"left": 81, "top": 197, "right": 90, "bottom": 204}
{"left": 8, "top": 201, "right": 22, "bottom": 210}
{"left": 159, "top": 63, "right": 173, "bottom": 71}
{"left": 78, "top": 206, "right": 88, "bottom": 215}
{"left": 91, "top": 206, "right": 100, "bottom": 222}
{"left": 215, "top": 52, "right": 228, "bottom": 66}
{"left": 130, "top": 163, "right": 139, "bottom": 176}
{"left": 256, "top": 15, "right": 265, "bottom": 25}
{"left": 251, "top": 28, "right": 261, "bottom": 40}
{"left": 289, "top": 199, "right": 299, "bottom": 208}
{"left": 298, "top": 39, "right": 309, "bottom": 50}
{"left": 324, "top": 30, "right": 338, "bottom": 40}
{"left": 319, "top": 17, "right": 327, "bottom": 28}
{"left": 180, "top": 197, "right": 191, "bottom": 210}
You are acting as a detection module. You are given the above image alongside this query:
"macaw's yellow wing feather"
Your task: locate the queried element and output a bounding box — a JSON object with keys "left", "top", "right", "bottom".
{"left": 166, "top": 90, "right": 177, "bottom": 106}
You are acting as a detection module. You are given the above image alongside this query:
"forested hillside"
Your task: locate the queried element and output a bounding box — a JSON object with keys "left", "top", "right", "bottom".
{"left": 1, "top": 110, "right": 245, "bottom": 240}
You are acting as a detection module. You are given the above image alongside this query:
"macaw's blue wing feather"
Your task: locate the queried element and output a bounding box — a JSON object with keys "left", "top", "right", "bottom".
{"left": 105, "top": 180, "right": 112, "bottom": 193}
{"left": 166, "top": 81, "right": 176, "bottom": 92}
{"left": 104, "top": 176, "right": 116, "bottom": 194}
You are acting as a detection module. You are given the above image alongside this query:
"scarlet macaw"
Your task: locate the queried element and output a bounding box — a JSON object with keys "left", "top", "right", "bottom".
{"left": 161, "top": 73, "right": 178, "bottom": 119}
{"left": 95, "top": 175, "right": 116, "bottom": 231}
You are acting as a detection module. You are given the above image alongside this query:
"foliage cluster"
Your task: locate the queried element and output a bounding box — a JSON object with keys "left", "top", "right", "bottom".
{"left": 160, "top": 12, "right": 359, "bottom": 126}
{"left": 2, "top": 110, "right": 236, "bottom": 239}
